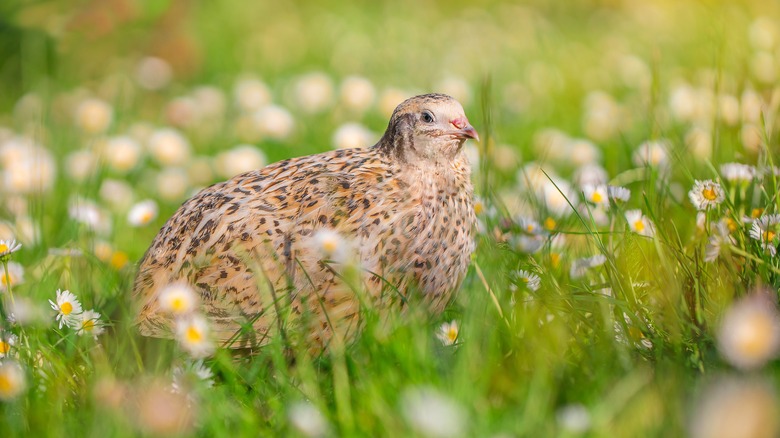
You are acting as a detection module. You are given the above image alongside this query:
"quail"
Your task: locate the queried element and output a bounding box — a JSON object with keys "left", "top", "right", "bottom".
{"left": 133, "top": 93, "right": 479, "bottom": 351}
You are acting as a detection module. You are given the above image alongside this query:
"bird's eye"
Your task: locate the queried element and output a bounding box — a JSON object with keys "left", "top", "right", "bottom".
{"left": 421, "top": 111, "right": 435, "bottom": 123}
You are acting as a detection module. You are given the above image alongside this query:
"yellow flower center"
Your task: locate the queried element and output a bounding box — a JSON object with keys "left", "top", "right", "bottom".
{"left": 82, "top": 319, "right": 95, "bottom": 332}
{"left": 474, "top": 202, "right": 484, "bottom": 215}
{"left": 738, "top": 316, "right": 773, "bottom": 358}
{"left": 171, "top": 297, "right": 185, "bottom": 312}
{"left": 702, "top": 187, "right": 718, "bottom": 201}
{"left": 140, "top": 210, "right": 154, "bottom": 224}
{"left": 0, "top": 374, "right": 11, "bottom": 395}
{"left": 526, "top": 224, "right": 535, "bottom": 233}
{"left": 61, "top": 302, "right": 73, "bottom": 315}
{"left": 550, "top": 253, "right": 561, "bottom": 267}
{"left": 186, "top": 326, "right": 202, "bottom": 343}
{"left": 752, "top": 208, "right": 764, "bottom": 219}
{"left": 321, "top": 239, "right": 338, "bottom": 254}
{"left": 544, "top": 217, "right": 556, "bottom": 231}
{"left": 1, "top": 274, "right": 8, "bottom": 286}
{"left": 591, "top": 192, "right": 603, "bottom": 203}
{"left": 110, "top": 251, "right": 129, "bottom": 270}
{"left": 764, "top": 231, "right": 776, "bottom": 242}
{"left": 447, "top": 327, "right": 458, "bottom": 343}
{"left": 0, "top": 244, "right": 8, "bottom": 253}
{"left": 726, "top": 218, "right": 738, "bottom": 232}
{"left": 0, "top": 341, "right": 9, "bottom": 354}
{"left": 521, "top": 277, "right": 529, "bottom": 283}
{"left": 634, "top": 220, "right": 645, "bottom": 232}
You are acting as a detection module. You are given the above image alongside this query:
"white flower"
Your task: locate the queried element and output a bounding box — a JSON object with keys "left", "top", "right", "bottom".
{"left": 74, "top": 98, "right": 113, "bottom": 134}
{"left": 293, "top": 72, "right": 334, "bottom": 113}
{"left": 172, "top": 360, "right": 214, "bottom": 394}
{"left": 514, "top": 269, "right": 541, "bottom": 292}
{"left": 99, "top": 179, "right": 135, "bottom": 211}
{"left": 437, "top": 76, "right": 472, "bottom": 107}
{"left": 127, "top": 200, "right": 159, "bottom": 227}
{"left": 573, "top": 164, "right": 608, "bottom": 187}
{"left": 691, "top": 377, "right": 779, "bottom": 438}
{"left": 49, "top": 289, "right": 83, "bottom": 329}
{"left": 517, "top": 217, "right": 543, "bottom": 235}
{"left": 104, "top": 136, "right": 143, "bottom": 173}
{"left": 556, "top": 404, "right": 591, "bottom": 434}
{"left": 749, "top": 214, "right": 780, "bottom": 256}
{"left": 65, "top": 149, "right": 98, "bottom": 183}
{"left": 0, "top": 360, "right": 26, "bottom": 401}
{"left": 0, "top": 330, "right": 18, "bottom": 358}
{"left": 688, "top": 179, "right": 725, "bottom": 211}
{"left": 288, "top": 401, "right": 329, "bottom": 438}
{"left": 156, "top": 167, "right": 191, "bottom": 202}
{"left": 436, "top": 320, "right": 459, "bottom": 346}
{"left": 175, "top": 314, "right": 214, "bottom": 358}
{"left": 1, "top": 261, "right": 24, "bottom": 291}
{"left": 632, "top": 140, "right": 669, "bottom": 168}
{"left": 705, "top": 222, "right": 735, "bottom": 263}
{"left": 401, "top": 387, "right": 467, "bottom": 438}
{"left": 68, "top": 198, "right": 111, "bottom": 235}
{"left": 568, "top": 138, "right": 601, "bottom": 166}
{"left": 0, "top": 239, "right": 21, "bottom": 259}
{"left": 540, "top": 179, "right": 578, "bottom": 217}
{"left": 135, "top": 57, "right": 172, "bottom": 90}
{"left": 332, "top": 122, "right": 375, "bottom": 150}
{"left": 253, "top": 105, "right": 295, "bottom": 140}
{"left": 717, "top": 293, "right": 780, "bottom": 370}
{"left": 1, "top": 137, "right": 57, "bottom": 194}
{"left": 720, "top": 163, "right": 756, "bottom": 184}
{"left": 147, "top": 128, "right": 191, "bottom": 166}
{"left": 340, "top": 76, "right": 376, "bottom": 112}
{"left": 158, "top": 283, "right": 198, "bottom": 315}
{"left": 625, "top": 210, "right": 655, "bottom": 237}
{"left": 511, "top": 234, "right": 545, "bottom": 254}
{"left": 312, "top": 228, "right": 351, "bottom": 263}
{"left": 74, "top": 310, "right": 104, "bottom": 337}
{"left": 234, "top": 77, "right": 272, "bottom": 112}
{"left": 570, "top": 254, "right": 607, "bottom": 279}
{"left": 607, "top": 186, "right": 631, "bottom": 203}
{"left": 216, "top": 145, "right": 267, "bottom": 178}
{"left": 6, "top": 297, "right": 46, "bottom": 327}
{"left": 582, "top": 184, "right": 609, "bottom": 207}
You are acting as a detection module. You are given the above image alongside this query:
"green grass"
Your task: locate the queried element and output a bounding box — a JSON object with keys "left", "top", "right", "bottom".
{"left": 1, "top": 0, "right": 780, "bottom": 436}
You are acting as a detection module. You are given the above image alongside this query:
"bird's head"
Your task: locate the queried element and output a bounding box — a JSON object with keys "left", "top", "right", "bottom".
{"left": 376, "top": 93, "right": 479, "bottom": 163}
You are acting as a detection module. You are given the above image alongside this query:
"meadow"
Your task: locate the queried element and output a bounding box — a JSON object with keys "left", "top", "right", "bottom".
{"left": 1, "top": 0, "right": 780, "bottom": 436}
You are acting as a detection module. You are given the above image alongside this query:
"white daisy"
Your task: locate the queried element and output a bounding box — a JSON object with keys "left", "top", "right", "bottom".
{"left": 288, "top": 401, "right": 330, "bottom": 438}
{"left": 0, "top": 239, "right": 21, "bottom": 260}
{"left": 570, "top": 254, "right": 607, "bottom": 279}
{"left": 749, "top": 214, "right": 780, "bottom": 256}
{"left": 172, "top": 360, "right": 214, "bottom": 394}
{"left": 632, "top": 140, "right": 669, "bottom": 168}
{"left": 718, "top": 293, "right": 780, "bottom": 370}
{"left": 720, "top": 163, "right": 757, "bottom": 184}
{"left": 48, "top": 289, "right": 83, "bottom": 329}
{"left": 74, "top": 310, "right": 104, "bottom": 338}
{"left": 175, "top": 314, "right": 214, "bottom": 358}
{"left": 158, "top": 283, "right": 198, "bottom": 315}
{"left": 607, "top": 185, "right": 631, "bottom": 202}
{"left": 436, "top": 320, "right": 459, "bottom": 346}
{"left": 0, "top": 330, "right": 18, "bottom": 358}
{"left": 514, "top": 269, "right": 541, "bottom": 292}
{"left": 516, "top": 217, "right": 543, "bottom": 235}
{"left": 582, "top": 184, "right": 609, "bottom": 207}
{"left": 312, "top": 228, "right": 351, "bottom": 263}
{"left": 127, "top": 199, "right": 159, "bottom": 227}
{"left": 401, "top": 387, "right": 467, "bottom": 438}
{"left": 705, "top": 221, "right": 735, "bottom": 263}
{"left": 625, "top": 210, "right": 655, "bottom": 237}
{"left": 1, "top": 262, "right": 24, "bottom": 291}
{"left": 0, "top": 360, "right": 26, "bottom": 401}
{"left": 688, "top": 179, "right": 725, "bottom": 211}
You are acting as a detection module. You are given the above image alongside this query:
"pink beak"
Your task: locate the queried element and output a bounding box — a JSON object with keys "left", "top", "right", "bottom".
{"left": 450, "top": 117, "right": 479, "bottom": 142}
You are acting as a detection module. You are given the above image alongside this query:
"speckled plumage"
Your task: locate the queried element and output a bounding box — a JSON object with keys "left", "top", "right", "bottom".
{"left": 133, "top": 94, "right": 478, "bottom": 351}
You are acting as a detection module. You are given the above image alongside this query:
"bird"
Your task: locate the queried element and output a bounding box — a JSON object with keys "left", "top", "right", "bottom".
{"left": 132, "top": 93, "right": 479, "bottom": 352}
